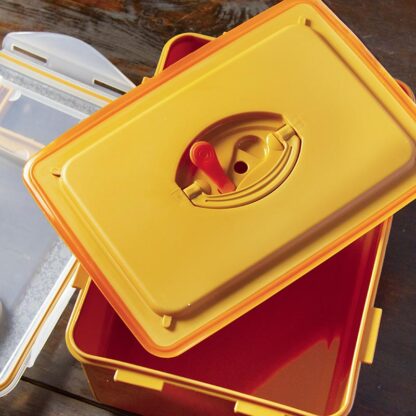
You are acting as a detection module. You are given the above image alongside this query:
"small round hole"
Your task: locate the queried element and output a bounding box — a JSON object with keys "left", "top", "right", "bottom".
{"left": 234, "top": 160, "right": 248, "bottom": 174}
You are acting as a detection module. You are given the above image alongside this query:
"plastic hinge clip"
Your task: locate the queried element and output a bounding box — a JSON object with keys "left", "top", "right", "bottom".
{"left": 114, "top": 369, "right": 164, "bottom": 392}
{"left": 235, "top": 401, "right": 290, "bottom": 416}
{"left": 360, "top": 307, "right": 383, "bottom": 365}
{"left": 71, "top": 263, "right": 89, "bottom": 290}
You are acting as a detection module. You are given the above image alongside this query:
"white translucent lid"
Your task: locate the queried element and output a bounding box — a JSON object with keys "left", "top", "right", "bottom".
{"left": 0, "top": 32, "right": 133, "bottom": 394}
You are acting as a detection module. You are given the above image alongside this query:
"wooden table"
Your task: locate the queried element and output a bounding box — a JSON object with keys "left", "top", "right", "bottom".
{"left": 0, "top": 1, "right": 414, "bottom": 415}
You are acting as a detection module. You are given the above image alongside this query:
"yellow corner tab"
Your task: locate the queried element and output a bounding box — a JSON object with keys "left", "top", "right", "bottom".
{"left": 235, "top": 401, "right": 289, "bottom": 416}
{"left": 114, "top": 369, "right": 164, "bottom": 392}
{"left": 360, "top": 307, "right": 383, "bottom": 365}
{"left": 71, "top": 262, "right": 90, "bottom": 290}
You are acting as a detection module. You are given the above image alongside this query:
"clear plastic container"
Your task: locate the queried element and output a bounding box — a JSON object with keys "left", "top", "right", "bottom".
{"left": 0, "top": 31, "right": 134, "bottom": 395}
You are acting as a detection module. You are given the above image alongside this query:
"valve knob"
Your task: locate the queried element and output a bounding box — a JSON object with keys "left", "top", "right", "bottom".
{"left": 189, "top": 141, "right": 235, "bottom": 194}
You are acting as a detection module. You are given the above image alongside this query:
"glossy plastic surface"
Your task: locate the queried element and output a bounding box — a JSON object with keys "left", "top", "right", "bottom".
{"left": 69, "top": 219, "right": 389, "bottom": 416}
{"left": 0, "top": 32, "right": 132, "bottom": 395}
{"left": 26, "top": 0, "right": 416, "bottom": 357}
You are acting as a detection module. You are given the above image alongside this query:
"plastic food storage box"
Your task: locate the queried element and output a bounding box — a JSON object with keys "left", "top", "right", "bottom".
{"left": 63, "top": 26, "right": 414, "bottom": 416}
{"left": 0, "top": 31, "right": 133, "bottom": 396}
{"left": 22, "top": 0, "right": 415, "bottom": 413}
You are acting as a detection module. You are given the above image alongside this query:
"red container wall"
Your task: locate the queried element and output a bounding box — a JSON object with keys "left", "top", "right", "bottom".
{"left": 73, "top": 223, "right": 384, "bottom": 416}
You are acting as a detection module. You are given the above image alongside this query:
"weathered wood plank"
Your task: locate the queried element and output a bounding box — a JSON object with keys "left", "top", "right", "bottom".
{"left": 0, "top": 377, "right": 122, "bottom": 416}
{"left": 351, "top": 205, "right": 416, "bottom": 416}
{"left": 23, "top": 296, "right": 94, "bottom": 400}
{"left": 0, "top": 0, "right": 278, "bottom": 84}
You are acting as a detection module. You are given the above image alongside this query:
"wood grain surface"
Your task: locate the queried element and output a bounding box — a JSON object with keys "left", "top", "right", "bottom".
{"left": 0, "top": 1, "right": 415, "bottom": 415}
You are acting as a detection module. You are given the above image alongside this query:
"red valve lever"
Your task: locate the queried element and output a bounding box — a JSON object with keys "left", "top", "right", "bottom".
{"left": 190, "top": 141, "right": 236, "bottom": 194}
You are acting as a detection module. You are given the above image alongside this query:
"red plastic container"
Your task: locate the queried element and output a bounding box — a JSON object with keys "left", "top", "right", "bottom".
{"left": 65, "top": 32, "right": 410, "bottom": 416}
{"left": 67, "top": 218, "right": 390, "bottom": 415}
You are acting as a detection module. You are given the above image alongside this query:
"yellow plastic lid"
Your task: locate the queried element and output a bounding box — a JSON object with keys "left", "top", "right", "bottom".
{"left": 24, "top": 0, "right": 416, "bottom": 357}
